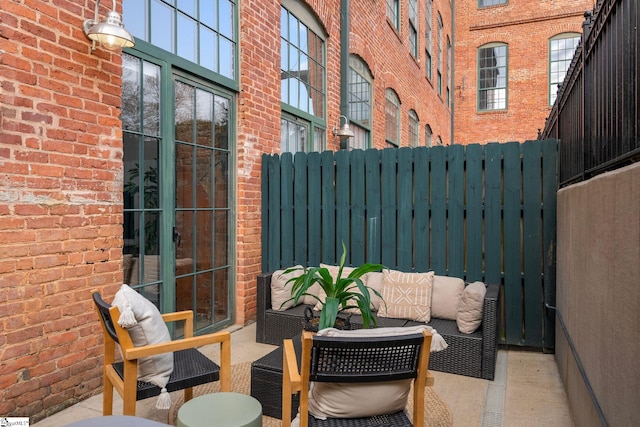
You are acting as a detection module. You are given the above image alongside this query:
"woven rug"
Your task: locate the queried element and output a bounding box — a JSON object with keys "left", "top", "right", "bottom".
{"left": 168, "top": 362, "right": 453, "bottom": 426}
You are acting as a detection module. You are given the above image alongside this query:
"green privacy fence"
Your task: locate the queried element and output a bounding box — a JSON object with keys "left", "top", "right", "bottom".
{"left": 261, "top": 139, "right": 559, "bottom": 350}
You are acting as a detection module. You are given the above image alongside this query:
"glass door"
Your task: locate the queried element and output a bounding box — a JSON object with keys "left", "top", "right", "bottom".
{"left": 173, "top": 76, "right": 233, "bottom": 332}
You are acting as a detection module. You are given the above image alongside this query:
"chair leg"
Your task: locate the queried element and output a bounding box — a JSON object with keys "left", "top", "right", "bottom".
{"left": 102, "top": 372, "right": 114, "bottom": 416}
{"left": 122, "top": 361, "right": 138, "bottom": 416}
{"left": 184, "top": 387, "right": 193, "bottom": 402}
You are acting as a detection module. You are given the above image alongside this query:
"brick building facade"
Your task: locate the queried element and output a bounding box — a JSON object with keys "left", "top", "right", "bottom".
{"left": 453, "top": 0, "right": 594, "bottom": 145}
{"left": 0, "top": 0, "right": 453, "bottom": 421}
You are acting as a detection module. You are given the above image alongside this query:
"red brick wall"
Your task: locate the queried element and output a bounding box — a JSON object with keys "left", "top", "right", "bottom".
{"left": 453, "top": 0, "right": 595, "bottom": 145}
{"left": 0, "top": 0, "right": 124, "bottom": 422}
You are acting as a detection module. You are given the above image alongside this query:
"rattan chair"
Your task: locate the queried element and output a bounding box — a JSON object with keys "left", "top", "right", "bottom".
{"left": 282, "top": 330, "right": 435, "bottom": 427}
{"left": 92, "top": 291, "right": 231, "bottom": 416}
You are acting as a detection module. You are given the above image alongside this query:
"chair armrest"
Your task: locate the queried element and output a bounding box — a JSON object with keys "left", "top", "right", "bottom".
{"left": 162, "top": 310, "right": 195, "bottom": 337}
{"left": 123, "top": 331, "right": 231, "bottom": 360}
{"left": 281, "top": 338, "right": 301, "bottom": 427}
{"left": 481, "top": 282, "right": 501, "bottom": 380}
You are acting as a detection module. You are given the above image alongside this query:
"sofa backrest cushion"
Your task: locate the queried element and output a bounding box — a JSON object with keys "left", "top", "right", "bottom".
{"left": 456, "top": 281, "right": 487, "bottom": 333}
{"left": 431, "top": 275, "right": 465, "bottom": 321}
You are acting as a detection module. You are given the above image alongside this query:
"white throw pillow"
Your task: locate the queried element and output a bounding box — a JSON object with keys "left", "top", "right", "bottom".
{"left": 431, "top": 275, "right": 465, "bottom": 320}
{"left": 270, "top": 266, "right": 304, "bottom": 311}
{"left": 456, "top": 281, "right": 487, "bottom": 334}
{"left": 378, "top": 270, "right": 435, "bottom": 322}
{"left": 112, "top": 284, "right": 173, "bottom": 409}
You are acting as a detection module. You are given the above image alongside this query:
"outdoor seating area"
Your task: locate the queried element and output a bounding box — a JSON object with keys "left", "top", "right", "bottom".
{"left": 33, "top": 323, "right": 574, "bottom": 427}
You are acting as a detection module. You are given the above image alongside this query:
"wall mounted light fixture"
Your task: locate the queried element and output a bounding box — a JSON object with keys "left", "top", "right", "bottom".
{"left": 83, "top": 0, "right": 135, "bottom": 51}
{"left": 333, "top": 115, "right": 355, "bottom": 139}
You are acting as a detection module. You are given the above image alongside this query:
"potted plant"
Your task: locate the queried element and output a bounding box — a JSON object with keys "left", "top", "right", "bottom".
{"left": 284, "top": 242, "right": 385, "bottom": 331}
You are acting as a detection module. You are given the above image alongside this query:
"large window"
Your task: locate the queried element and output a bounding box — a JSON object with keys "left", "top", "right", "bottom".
{"left": 386, "top": 0, "right": 400, "bottom": 30}
{"left": 409, "top": 0, "right": 418, "bottom": 58}
{"left": 437, "top": 14, "right": 443, "bottom": 96}
{"left": 348, "top": 56, "right": 372, "bottom": 150}
{"left": 280, "top": 2, "right": 327, "bottom": 152}
{"left": 123, "top": 0, "right": 237, "bottom": 80}
{"left": 425, "top": 0, "right": 433, "bottom": 80}
{"left": 479, "top": 0, "right": 507, "bottom": 7}
{"left": 409, "top": 110, "right": 419, "bottom": 147}
{"left": 478, "top": 43, "right": 507, "bottom": 111}
{"left": 549, "top": 33, "right": 581, "bottom": 105}
{"left": 385, "top": 89, "right": 401, "bottom": 147}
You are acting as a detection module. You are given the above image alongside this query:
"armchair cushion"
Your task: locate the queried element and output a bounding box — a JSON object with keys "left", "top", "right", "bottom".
{"left": 456, "top": 281, "right": 487, "bottom": 334}
{"left": 112, "top": 285, "right": 173, "bottom": 392}
{"left": 378, "top": 270, "right": 435, "bottom": 322}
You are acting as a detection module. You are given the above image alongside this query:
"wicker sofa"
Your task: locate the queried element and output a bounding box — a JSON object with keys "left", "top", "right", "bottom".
{"left": 255, "top": 272, "right": 501, "bottom": 380}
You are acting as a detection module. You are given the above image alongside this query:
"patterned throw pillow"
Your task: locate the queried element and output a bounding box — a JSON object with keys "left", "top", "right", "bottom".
{"left": 378, "top": 270, "right": 435, "bottom": 322}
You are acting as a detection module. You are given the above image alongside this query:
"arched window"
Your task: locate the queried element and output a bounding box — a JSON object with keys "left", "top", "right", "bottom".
{"left": 425, "top": 124, "right": 433, "bottom": 147}
{"left": 478, "top": 42, "right": 508, "bottom": 111}
{"left": 549, "top": 33, "right": 581, "bottom": 105}
{"left": 280, "top": 0, "right": 327, "bottom": 152}
{"left": 348, "top": 56, "right": 373, "bottom": 150}
{"left": 385, "top": 89, "right": 401, "bottom": 147}
{"left": 409, "top": 110, "right": 419, "bottom": 147}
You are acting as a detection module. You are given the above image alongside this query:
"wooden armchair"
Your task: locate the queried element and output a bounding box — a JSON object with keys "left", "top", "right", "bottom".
{"left": 92, "top": 291, "right": 231, "bottom": 416}
{"left": 282, "top": 329, "right": 435, "bottom": 427}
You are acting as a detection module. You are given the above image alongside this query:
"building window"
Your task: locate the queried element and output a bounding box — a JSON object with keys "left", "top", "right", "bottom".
{"left": 549, "top": 33, "right": 581, "bottom": 105}
{"left": 280, "top": 1, "right": 327, "bottom": 152}
{"left": 437, "top": 14, "right": 443, "bottom": 96}
{"left": 446, "top": 36, "right": 451, "bottom": 107}
{"left": 123, "top": 0, "right": 237, "bottom": 80}
{"left": 348, "top": 56, "right": 373, "bottom": 150}
{"left": 425, "top": 125, "right": 433, "bottom": 147}
{"left": 409, "top": 110, "right": 419, "bottom": 147}
{"left": 436, "top": 135, "right": 443, "bottom": 146}
{"left": 478, "top": 43, "right": 507, "bottom": 111}
{"left": 386, "top": 0, "right": 400, "bottom": 31}
{"left": 479, "top": 0, "right": 507, "bottom": 7}
{"left": 425, "top": 0, "right": 433, "bottom": 80}
{"left": 409, "top": 0, "right": 418, "bottom": 58}
{"left": 385, "top": 89, "right": 400, "bottom": 147}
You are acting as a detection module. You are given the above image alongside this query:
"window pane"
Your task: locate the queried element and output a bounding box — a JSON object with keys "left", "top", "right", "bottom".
{"left": 150, "top": 0, "right": 173, "bottom": 52}
{"left": 214, "top": 95, "right": 230, "bottom": 150}
{"left": 219, "top": 37, "right": 234, "bottom": 79}
{"left": 143, "top": 62, "right": 161, "bottom": 136}
{"left": 122, "top": 55, "right": 141, "bottom": 132}
{"left": 199, "top": 27, "right": 216, "bottom": 71}
{"left": 219, "top": 0, "right": 234, "bottom": 39}
{"left": 177, "top": 0, "right": 195, "bottom": 17}
{"left": 177, "top": 13, "right": 197, "bottom": 63}
{"left": 200, "top": 1, "right": 216, "bottom": 28}
{"left": 123, "top": 0, "right": 145, "bottom": 40}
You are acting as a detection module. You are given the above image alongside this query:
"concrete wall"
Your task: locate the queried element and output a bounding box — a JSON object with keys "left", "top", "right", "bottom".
{"left": 556, "top": 162, "right": 640, "bottom": 426}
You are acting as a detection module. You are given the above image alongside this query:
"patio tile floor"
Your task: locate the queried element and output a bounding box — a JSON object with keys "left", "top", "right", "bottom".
{"left": 33, "top": 323, "right": 573, "bottom": 427}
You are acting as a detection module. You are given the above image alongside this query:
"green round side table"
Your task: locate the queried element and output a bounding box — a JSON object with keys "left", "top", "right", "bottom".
{"left": 177, "top": 392, "right": 262, "bottom": 427}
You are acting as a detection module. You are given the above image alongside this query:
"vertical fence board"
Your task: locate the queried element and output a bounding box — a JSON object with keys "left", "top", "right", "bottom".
{"left": 431, "top": 146, "right": 447, "bottom": 274}
{"left": 465, "top": 144, "right": 483, "bottom": 281}
{"left": 307, "top": 152, "right": 321, "bottom": 266}
{"left": 397, "top": 148, "right": 414, "bottom": 271}
{"left": 335, "top": 150, "right": 350, "bottom": 259}
{"left": 261, "top": 154, "right": 270, "bottom": 272}
{"left": 351, "top": 150, "right": 366, "bottom": 266}
{"left": 365, "top": 149, "right": 381, "bottom": 264}
{"left": 484, "top": 144, "right": 503, "bottom": 284}
{"left": 448, "top": 145, "right": 465, "bottom": 278}
{"left": 414, "top": 147, "right": 431, "bottom": 272}
{"left": 523, "top": 141, "right": 543, "bottom": 346}
{"left": 280, "top": 153, "right": 294, "bottom": 267}
{"left": 542, "top": 139, "right": 558, "bottom": 351}
{"left": 321, "top": 151, "right": 336, "bottom": 263}
{"left": 267, "top": 154, "right": 281, "bottom": 271}
{"left": 293, "top": 152, "right": 308, "bottom": 265}
{"left": 381, "top": 149, "right": 398, "bottom": 268}
{"left": 503, "top": 142, "right": 524, "bottom": 345}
